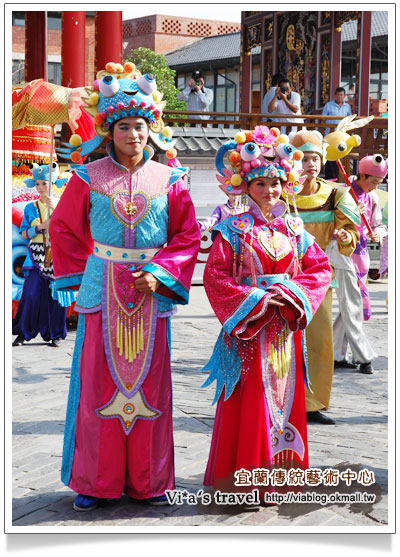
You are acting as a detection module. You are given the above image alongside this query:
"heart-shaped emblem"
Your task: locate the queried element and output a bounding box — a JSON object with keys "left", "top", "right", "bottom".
{"left": 227, "top": 213, "right": 254, "bottom": 235}
{"left": 258, "top": 230, "right": 292, "bottom": 261}
{"left": 285, "top": 214, "right": 304, "bottom": 236}
{"left": 111, "top": 192, "right": 150, "bottom": 227}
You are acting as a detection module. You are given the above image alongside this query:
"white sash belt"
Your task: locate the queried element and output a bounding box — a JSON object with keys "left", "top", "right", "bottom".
{"left": 93, "top": 241, "right": 159, "bottom": 263}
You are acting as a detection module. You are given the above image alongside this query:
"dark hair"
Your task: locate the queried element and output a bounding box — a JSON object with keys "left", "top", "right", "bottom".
{"left": 192, "top": 69, "right": 204, "bottom": 80}
{"left": 271, "top": 73, "right": 284, "bottom": 86}
{"left": 279, "top": 78, "right": 291, "bottom": 87}
{"left": 335, "top": 87, "right": 346, "bottom": 95}
{"left": 357, "top": 174, "right": 370, "bottom": 180}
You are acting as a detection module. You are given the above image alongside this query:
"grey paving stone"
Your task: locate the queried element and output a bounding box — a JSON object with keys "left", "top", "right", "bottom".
{"left": 11, "top": 280, "right": 389, "bottom": 529}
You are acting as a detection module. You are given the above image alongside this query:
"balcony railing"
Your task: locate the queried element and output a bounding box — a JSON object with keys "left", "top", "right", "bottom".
{"left": 58, "top": 110, "right": 387, "bottom": 176}
{"left": 163, "top": 110, "right": 388, "bottom": 173}
{"left": 163, "top": 110, "right": 388, "bottom": 268}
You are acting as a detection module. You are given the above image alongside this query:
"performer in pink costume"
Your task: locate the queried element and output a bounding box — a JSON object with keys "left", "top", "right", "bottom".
{"left": 328, "top": 155, "right": 388, "bottom": 374}
{"left": 350, "top": 155, "right": 387, "bottom": 320}
{"left": 199, "top": 194, "right": 247, "bottom": 235}
{"left": 201, "top": 128, "right": 332, "bottom": 493}
{"left": 50, "top": 62, "right": 200, "bottom": 511}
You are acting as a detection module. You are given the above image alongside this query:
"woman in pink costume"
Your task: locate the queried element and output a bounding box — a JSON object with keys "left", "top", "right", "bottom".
{"left": 201, "top": 128, "right": 332, "bottom": 493}
{"left": 351, "top": 155, "right": 388, "bottom": 320}
{"left": 50, "top": 63, "right": 200, "bottom": 511}
{"left": 199, "top": 194, "right": 247, "bottom": 235}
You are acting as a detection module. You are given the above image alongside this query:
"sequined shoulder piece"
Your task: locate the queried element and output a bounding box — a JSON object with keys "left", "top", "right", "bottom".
{"left": 71, "top": 164, "right": 90, "bottom": 185}
{"left": 169, "top": 167, "right": 188, "bottom": 186}
{"left": 212, "top": 219, "right": 238, "bottom": 253}
{"left": 213, "top": 213, "right": 252, "bottom": 253}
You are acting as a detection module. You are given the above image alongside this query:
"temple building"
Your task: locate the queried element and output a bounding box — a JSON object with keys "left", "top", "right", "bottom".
{"left": 240, "top": 11, "right": 388, "bottom": 116}
{"left": 165, "top": 11, "right": 387, "bottom": 116}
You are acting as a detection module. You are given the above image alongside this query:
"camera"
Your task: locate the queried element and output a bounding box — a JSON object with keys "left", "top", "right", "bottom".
{"left": 280, "top": 86, "right": 289, "bottom": 94}
{"left": 191, "top": 70, "right": 203, "bottom": 91}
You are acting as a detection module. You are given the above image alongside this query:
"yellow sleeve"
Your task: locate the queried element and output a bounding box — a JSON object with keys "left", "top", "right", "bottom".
{"left": 334, "top": 188, "right": 360, "bottom": 257}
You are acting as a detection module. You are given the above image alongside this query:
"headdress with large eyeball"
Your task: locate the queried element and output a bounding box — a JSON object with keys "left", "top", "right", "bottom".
{"left": 359, "top": 154, "right": 388, "bottom": 179}
{"left": 58, "top": 62, "right": 176, "bottom": 162}
{"left": 215, "top": 125, "right": 304, "bottom": 196}
{"left": 23, "top": 163, "right": 68, "bottom": 189}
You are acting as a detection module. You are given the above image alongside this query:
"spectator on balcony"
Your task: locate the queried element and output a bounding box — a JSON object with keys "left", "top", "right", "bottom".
{"left": 261, "top": 72, "right": 284, "bottom": 122}
{"left": 178, "top": 70, "right": 214, "bottom": 121}
{"left": 347, "top": 83, "right": 355, "bottom": 101}
{"left": 323, "top": 87, "right": 353, "bottom": 127}
{"left": 267, "top": 78, "right": 303, "bottom": 134}
{"left": 322, "top": 87, "right": 353, "bottom": 180}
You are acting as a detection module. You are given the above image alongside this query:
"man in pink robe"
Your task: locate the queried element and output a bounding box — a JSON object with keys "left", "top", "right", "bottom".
{"left": 49, "top": 64, "right": 200, "bottom": 511}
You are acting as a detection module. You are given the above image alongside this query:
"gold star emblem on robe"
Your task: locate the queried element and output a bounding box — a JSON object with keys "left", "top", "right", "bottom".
{"left": 97, "top": 389, "right": 160, "bottom": 432}
{"left": 125, "top": 202, "right": 138, "bottom": 216}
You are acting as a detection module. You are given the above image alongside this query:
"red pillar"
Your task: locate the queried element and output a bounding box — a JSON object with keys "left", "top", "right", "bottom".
{"left": 61, "top": 12, "right": 86, "bottom": 87}
{"left": 25, "top": 12, "right": 47, "bottom": 81}
{"left": 240, "top": 52, "right": 252, "bottom": 113}
{"left": 95, "top": 11, "right": 122, "bottom": 73}
{"left": 330, "top": 22, "right": 342, "bottom": 99}
{"left": 358, "top": 12, "right": 372, "bottom": 116}
{"left": 240, "top": 19, "right": 251, "bottom": 113}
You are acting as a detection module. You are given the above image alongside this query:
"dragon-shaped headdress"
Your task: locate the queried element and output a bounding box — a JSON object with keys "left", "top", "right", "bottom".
{"left": 58, "top": 62, "right": 176, "bottom": 162}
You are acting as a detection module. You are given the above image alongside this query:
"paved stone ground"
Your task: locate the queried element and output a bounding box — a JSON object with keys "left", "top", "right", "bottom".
{"left": 9, "top": 278, "right": 389, "bottom": 530}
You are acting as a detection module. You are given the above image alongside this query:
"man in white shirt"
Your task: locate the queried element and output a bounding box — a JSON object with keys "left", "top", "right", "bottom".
{"left": 261, "top": 73, "right": 284, "bottom": 122}
{"left": 178, "top": 70, "right": 214, "bottom": 121}
{"left": 267, "top": 78, "right": 303, "bottom": 134}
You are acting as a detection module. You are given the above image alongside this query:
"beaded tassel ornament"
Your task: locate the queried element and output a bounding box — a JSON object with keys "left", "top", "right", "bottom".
{"left": 232, "top": 233, "right": 238, "bottom": 283}
{"left": 248, "top": 231, "right": 257, "bottom": 287}
{"left": 273, "top": 449, "right": 295, "bottom": 469}
{"left": 116, "top": 306, "right": 145, "bottom": 362}
{"left": 267, "top": 323, "right": 291, "bottom": 379}
{"left": 283, "top": 168, "right": 308, "bottom": 265}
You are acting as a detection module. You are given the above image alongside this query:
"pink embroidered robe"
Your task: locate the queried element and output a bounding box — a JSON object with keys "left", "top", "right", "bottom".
{"left": 202, "top": 199, "right": 332, "bottom": 491}
{"left": 49, "top": 149, "right": 200, "bottom": 499}
{"left": 351, "top": 180, "right": 387, "bottom": 320}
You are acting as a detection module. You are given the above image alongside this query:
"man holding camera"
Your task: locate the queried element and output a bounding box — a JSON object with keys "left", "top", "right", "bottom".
{"left": 178, "top": 70, "right": 214, "bottom": 121}
{"left": 267, "top": 78, "right": 303, "bottom": 134}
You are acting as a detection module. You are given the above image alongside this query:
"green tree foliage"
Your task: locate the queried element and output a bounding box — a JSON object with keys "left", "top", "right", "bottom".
{"left": 124, "top": 47, "right": 186, "bottom": 112}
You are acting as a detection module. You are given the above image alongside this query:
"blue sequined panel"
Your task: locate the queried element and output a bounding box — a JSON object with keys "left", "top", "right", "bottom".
{"left": 156, "top": 296, "right": 177, "bottom": 314}
{"left": 80, "top": 190, "right": 169, "bottom": 309}
{"left": 75, "top": 255, "right": 103, "bottom": 308}
{"left": 202, "top": 330, "right": 242, "bottom": 404}
{"left": 89, "top": 191, "right": 124, "bottom": 246}
{"left": 135, "top": 194, "right": 168, "bottom": 248}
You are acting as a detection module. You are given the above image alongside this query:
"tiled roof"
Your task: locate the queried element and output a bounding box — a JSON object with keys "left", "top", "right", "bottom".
{"left": 341, "top": 10, "right": 388, "bottom": 41}
{"left": 166, "top": 12, "right": 387, "bottom": 68}
{"left": 171, "top": 127, "right": 238, "bottom": 155}
{"left": 165, "top": 32, "right": 241, "bottom": 67}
